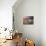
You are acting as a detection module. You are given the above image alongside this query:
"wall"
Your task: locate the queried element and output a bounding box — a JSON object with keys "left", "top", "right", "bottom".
{"left": 41, "top": 0, "right": 46, "bottom": 46}
{"left": 0, "top": 0, "right": 16, "bottom": 30}
{"left": 13, "top": 0, "right": 41, "bottom": 46}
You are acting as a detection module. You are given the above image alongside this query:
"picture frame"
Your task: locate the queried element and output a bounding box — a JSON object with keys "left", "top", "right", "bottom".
{"left": 23, "top": 16, "right": 34, "bottom": 25}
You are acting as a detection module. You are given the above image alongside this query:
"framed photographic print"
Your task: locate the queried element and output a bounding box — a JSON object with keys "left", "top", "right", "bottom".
{"left": 23, "top": 16, "right": 34, "bottom": 25}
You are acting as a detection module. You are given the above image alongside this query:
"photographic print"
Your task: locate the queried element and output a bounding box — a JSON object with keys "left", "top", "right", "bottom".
{"left": 23, "top": 16, "right": 34, "bottom": 24}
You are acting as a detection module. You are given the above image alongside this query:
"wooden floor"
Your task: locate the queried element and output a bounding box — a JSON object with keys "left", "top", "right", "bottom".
{"left": 0, "top": 39, "right": 16, "bottom": 46}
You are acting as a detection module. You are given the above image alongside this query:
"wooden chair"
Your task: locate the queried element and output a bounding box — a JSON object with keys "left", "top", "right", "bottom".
{"left": 15, "top": 33, "right": 23, "bottom": 46}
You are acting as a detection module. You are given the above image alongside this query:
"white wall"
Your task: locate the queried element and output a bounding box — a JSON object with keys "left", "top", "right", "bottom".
{"left": 13, "top": 0, "right": 41, "bottom": 46}
{"left": 41, "top": 0, "right": 46, "bottom": 46}
{"left": 0, "top": 0, "right": 16, "bottom": 30}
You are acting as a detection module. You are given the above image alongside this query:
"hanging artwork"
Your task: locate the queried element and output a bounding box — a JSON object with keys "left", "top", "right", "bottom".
{"left": 23, "top": 16, "right": 34, "bottom": 24}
